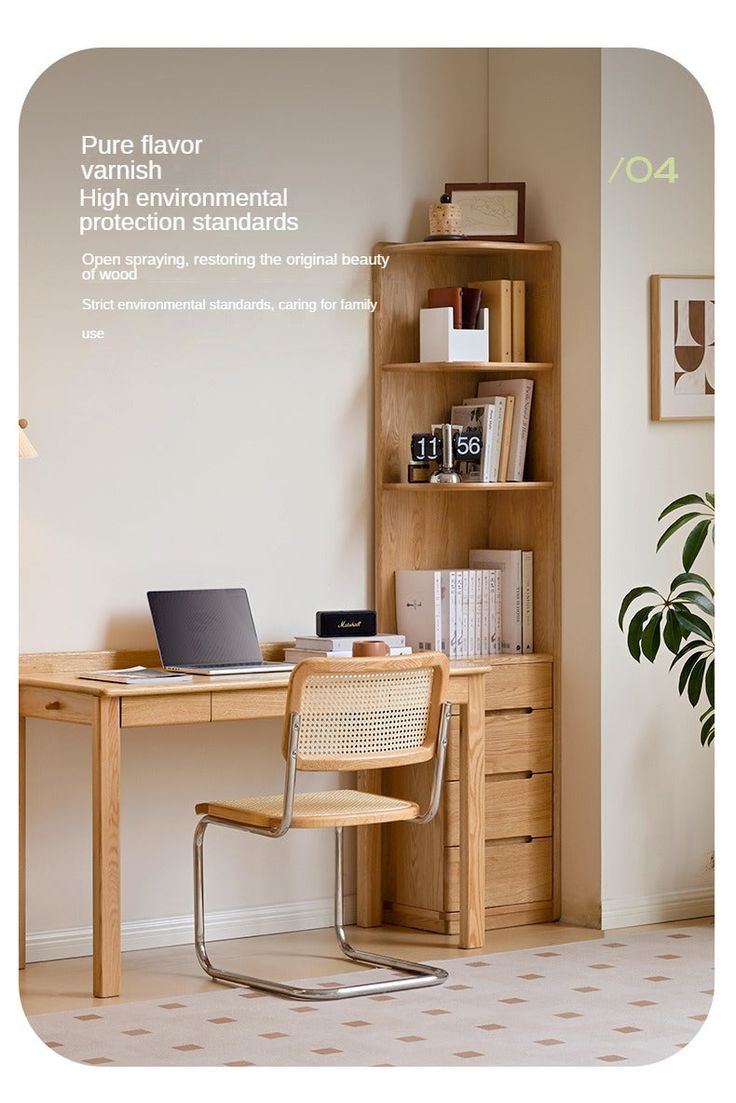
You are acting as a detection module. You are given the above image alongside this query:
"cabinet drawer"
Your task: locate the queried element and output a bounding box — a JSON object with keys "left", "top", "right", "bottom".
{"left": 20, "top": 686, "right": 96, "bottom": 725}
{"left": 121, "top": 693, "right": 211, "bottom": 727}
{"left": 444, "top": 773, "right": 552, "bottom": 844}
{"left": 484, "top": 663, "right": 552, "bottom": 710}
{"left": 445, "top": 837, "right": 552, "bottom": 910}
{"left": 211, "top": 688, "right": 289, "bottom": 721}
{"left": 446, "top": 707, "right": 553, "bottom": 781}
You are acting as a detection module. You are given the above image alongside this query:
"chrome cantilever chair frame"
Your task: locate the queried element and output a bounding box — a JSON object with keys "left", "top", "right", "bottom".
{"left": 194, "top": 699, "right": 452, "bottom": 1001}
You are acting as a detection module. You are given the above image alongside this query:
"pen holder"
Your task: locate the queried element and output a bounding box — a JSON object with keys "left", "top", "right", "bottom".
{"left": 352, "top": 640, "right": 390, "bottom": 657}
{"left": 420, "top": 307, "right": 489, "bottom": 363}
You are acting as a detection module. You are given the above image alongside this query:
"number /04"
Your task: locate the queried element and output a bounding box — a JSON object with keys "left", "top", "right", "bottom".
{"left": 607, "top": 156, "right": 678, "bottom": 184}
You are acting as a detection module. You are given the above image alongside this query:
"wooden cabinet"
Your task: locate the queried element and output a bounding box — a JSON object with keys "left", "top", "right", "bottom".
{"left": 373, "top": 240, "right": 560, "bottom": 933}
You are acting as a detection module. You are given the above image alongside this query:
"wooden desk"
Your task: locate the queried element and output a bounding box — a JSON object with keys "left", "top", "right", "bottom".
{"left": 19, "top": 649, "right": 489, "bottom": 998}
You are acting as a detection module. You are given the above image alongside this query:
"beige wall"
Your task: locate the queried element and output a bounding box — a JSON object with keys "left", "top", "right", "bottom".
{"left": 600, "top": 49, "right": 714, "bottom": 925}
{"left": 20, "top": 48, "right": 489, "bottom": 957}
{"left": 488, "top": 49, "right": 603, "bottom": 925}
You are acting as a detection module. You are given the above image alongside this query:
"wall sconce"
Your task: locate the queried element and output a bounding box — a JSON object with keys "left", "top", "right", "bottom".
{"left": 19, "top": 419, "right": 38, "bottom": 459}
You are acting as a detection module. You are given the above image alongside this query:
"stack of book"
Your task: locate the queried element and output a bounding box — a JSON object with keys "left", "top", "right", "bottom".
{"left": 396, "top": 552, "right": 533, "bottom": 659}
{"left": 468, "top": 279, "right": 526, "bottom": 361}
{"left": 396, "top": 569, "right": 501, "bottom": 659}
{"left": 451, "top": 377, "right": 534, "bottom": 482}
{"left": 285, "top": 634, "right": 410, "bottom": 661}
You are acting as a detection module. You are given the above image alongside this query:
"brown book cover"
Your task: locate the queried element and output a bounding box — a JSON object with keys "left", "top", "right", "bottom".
{"left": 461, "top": 286, "right": 482, "bottom": 330}
{"left": 428, "top": 286, "right": 462, "bottom": 329}
{"left": 512, "top": 280, "right": 526, "bottom": 361}
{"left": 468, "top": 279, "right": 512, "bottom": 360}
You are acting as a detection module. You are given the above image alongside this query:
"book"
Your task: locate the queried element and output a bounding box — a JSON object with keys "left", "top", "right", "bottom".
{"left": 450, "top": 402, "right": 494, "bottom": 482}
{"left": 476, "top": 378, "right": 534, "bottom": 482}
{"left": 461, "top": 396, "right": 506, "bottom": 481}
{"left": 78, "top": 666, "right": 193, "bottom": 685}
{"left": 427, "top": 286, "right": 462, "bottom": 328}
{"left": 449, "top": 570, "right": 459, "bottom": 659}
{"left": 522, "top": 550, "right": 534, "bottom": 653}
{"left": 461, "top": 286, "right": 482, "bottom": 330}
{"left": 395, "top": 570, "right": 443, "bottom": 652}
{"left": 468, "top": 279, "right": 512, "bottom": 360}
{"left": 285, "top": 646, "right": 412, "bottom": 661}
{"left": 293, "top": 633, "right": 405, "bottom": 650}
{"left": 469, "top": 550, "right": 524, "bottom": 654}
{"left": 512, "top": 279, "right": 526, "bottom": 360}
{"left": 497, "top": 393, "right": 515, "bottom": 481}
{"left": 474, "top": 569, "right": 483, "bottom": 657}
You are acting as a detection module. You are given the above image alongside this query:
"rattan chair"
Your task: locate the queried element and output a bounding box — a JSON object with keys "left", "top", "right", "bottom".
{"left": 193, "top": 653, "right": 451, "bottom": 1000}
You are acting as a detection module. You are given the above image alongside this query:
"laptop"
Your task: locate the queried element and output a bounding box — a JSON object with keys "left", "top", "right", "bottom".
{"left": 147, "top": 588, "right": 295, "bottom": 676}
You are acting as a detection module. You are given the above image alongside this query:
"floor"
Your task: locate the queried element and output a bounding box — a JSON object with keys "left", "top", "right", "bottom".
{"left": 19, "top": 915, "right": 711, "bottom": 1016}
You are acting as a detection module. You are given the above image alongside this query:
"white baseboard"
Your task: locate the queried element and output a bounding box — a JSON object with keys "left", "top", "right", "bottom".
{"left": 601, "top": 887, "right": 714, "bottom": 930}
{"left": 25, "top": 894, "right": 356, "bottom": 964}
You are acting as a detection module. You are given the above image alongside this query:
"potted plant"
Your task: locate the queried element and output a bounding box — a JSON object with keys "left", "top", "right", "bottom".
{"left": 618, "top": 493, "right": 714, "bottom": 745}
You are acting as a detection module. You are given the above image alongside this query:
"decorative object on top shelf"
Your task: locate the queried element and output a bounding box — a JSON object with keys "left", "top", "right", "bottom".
{"left": 618, "top": 492, "right": 715, "bottom": 745}
{"left": 650, "top": 275, "right": 714, "bottom": 421}
{"left": 444, "top": 182, "right": 525, "bottom": 242}
{"left": 426, "top": 192, "right": 465, "bottom": 242}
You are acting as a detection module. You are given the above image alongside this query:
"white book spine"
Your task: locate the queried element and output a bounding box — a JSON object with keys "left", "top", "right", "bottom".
{"left": 461, "top": 571, "right": 469, "bottom": 659}
{"left": 449, "top": 571, "right": 457, "bottom": 659}
{"left": 490, "top": 570, "right": 501, "bottom": 655}
{"left": 475, "top": 570, "right": 483, "bottom": 657}
{"left": 522, "top": 551, "right": 534, "bottom": 653}
{"left": 489, "top": 396, "right": 506, "bottom": 481}
{"left": 467, "top": 570, "right": 476, "bottom": 658}
{"left": 469, "top": 550, "right": 522, "bottom": 654}
{"left": 481, "top": 571, "right": 490, "bottom": 657}
{"left": 439, "top": 571, "right": 450, "bottom": 656}
{"left": 434, "top": 571, "right": 442, "bottom": 651}
{"left": 481, "top": 405, "right": 495, "bottom": 482}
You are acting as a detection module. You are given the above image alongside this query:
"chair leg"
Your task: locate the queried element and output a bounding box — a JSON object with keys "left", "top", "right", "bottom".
{"left": 193, "top": 819, "right": 448, "bottom": 1001}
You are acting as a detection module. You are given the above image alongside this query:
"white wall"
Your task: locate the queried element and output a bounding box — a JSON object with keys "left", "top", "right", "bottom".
{"left": 488, "top": 49, "right": 603, "bottom": 926}
{"left": 20, "top": 48, "right": 489, "bottom": 957}
{"left": 600, "top": 49, "right": 714, "bottom": 925}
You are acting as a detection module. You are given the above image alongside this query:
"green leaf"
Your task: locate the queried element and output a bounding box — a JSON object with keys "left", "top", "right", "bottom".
{"left": 656, "top": 512, "right": 705, "bottom": 553}
{"left": 678, "top": 652, "right": 703, "bottom": 696}
{"left": 704, "top": 492, "right": 715, "bottom": 508}
{"left": 682, "top": 519, "right": 711, "bottom": 571}
{"left": 640, "top": 611, "right": 662, "bottom": 663}
{"left": 663, "top": 609, "right": 682, "bottom": 654}
{"left": 701, "top": 713, "right": 715, "bottom": 746}
{"left": 671, "top": 571, "right": 714, "bottom": 596}
{"left": 658, "top": 494, "right": 705, "bottom": 520}
{"left": 687, "top": 657, "right": 707, "bottom": 707}
{"left": 705, "top": 660, "right": 714, "bottom": 707}
{"left": 618, "top": 586, "right": 660, "bottom": 630}
{"left": 676, "top": 590, "right": 715, "bottom": 617}
{"left": 699, "top": 706, "right": 714, "bottom": 722}
{"left": 670, "top": 638, "right": 710, "bottom": 669}
{"left": 672, "top": 608, "right": 713, "bottom": 641}
{"left": 626, "top": 606, "right": 655, "bottom": 662}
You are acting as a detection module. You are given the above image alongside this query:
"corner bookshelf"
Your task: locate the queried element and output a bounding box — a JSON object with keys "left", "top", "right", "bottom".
{"left": 373, "top": 239, "right": 561, "bottom": 934}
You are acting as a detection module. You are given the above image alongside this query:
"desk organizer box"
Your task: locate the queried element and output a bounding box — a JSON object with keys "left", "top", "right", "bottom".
{"left": 419, "top": 306, "right": 489, "bottom": 363}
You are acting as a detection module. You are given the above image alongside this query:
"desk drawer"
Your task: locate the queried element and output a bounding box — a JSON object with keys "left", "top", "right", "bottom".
{"left": 212, "top": 688, "right": 289, "bottom": 721}
{"left": 20, "top": 686, "right": 96, "bottom": 725}
{"left": 444, "top": 773, "right": 552, "bottom": 844}
{"left": 121, "top": 694, "right": 211, "bottom": 727}
{"left": 484, "top": 663, "right": 552, "bottom": 711}
{"left": 446, "top": 707, "right": 553, "bottom": 781}
{"left": 445, "top": 837, "right": 552, "bottom": 910}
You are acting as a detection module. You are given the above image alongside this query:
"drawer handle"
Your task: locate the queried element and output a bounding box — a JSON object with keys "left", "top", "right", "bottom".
{"left": 44, "top": 700, "right": 62, "bottom": 711}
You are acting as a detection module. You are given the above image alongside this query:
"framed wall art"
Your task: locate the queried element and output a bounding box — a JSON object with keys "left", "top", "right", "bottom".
{"left": 444, "top": 182, "right": 525, "bottom": 242}
{"left": 650, "top": 274, "right": 714, "bottom": 421}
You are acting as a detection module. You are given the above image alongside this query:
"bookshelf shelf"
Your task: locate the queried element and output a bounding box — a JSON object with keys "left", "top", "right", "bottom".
{"left": 382, "top": 481, "right": 554, "bottom": 492}
{"left": 382, "top": 361, "right": 554, "bottom": 374}
{"left": 371, "top": 238, "right": 561, "bottom": 938}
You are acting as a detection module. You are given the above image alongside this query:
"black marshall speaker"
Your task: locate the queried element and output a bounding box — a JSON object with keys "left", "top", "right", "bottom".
{"left": 316, "top": 610, "right": 377, "bottom": 638}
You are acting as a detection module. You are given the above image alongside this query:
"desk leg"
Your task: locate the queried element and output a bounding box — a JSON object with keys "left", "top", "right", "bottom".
{"left": 355, "top": 770, "right": 382, "bottom": 927}
{"left": 459, "top": 675, "right": 485, "bottom": 949}
{"left": 92, "top": 697, "right": 121, "bottom": 998}
{"left": 19, "top": 717, "right": 26, "bottom": 970}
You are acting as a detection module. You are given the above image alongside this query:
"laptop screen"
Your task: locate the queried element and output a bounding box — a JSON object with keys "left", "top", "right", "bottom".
{"left": 147, "top": 588, "right": 262, "bottom": 667}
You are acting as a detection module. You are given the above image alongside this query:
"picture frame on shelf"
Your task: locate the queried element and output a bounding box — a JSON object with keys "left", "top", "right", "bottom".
{"left": 650, "top": 275, "right": 714, "bottom": 421}
{"left": 444, "top": 182, "right": 526, "bottom": 242}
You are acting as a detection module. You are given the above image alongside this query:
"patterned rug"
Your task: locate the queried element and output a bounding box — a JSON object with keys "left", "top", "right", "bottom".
{"left": 29, "top": 925, "right": 713, "bottom": 1067}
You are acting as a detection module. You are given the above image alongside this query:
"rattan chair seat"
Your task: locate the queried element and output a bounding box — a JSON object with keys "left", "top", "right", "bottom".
{"left": 196, "top": 788, "right": 420, "bottom": 829}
